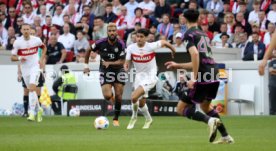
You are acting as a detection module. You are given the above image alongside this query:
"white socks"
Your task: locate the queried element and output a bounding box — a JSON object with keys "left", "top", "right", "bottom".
{"left": 29, "top": 91, "right": 38, "bottom": 115}
{"left": 139, "top": 104, "right": 152, "bottom": 121}
{"left": 131, "top": 101, "right": 139, "bottom": 119}
{"left": 131, "top": 101, "right": 152, "bottom": 121}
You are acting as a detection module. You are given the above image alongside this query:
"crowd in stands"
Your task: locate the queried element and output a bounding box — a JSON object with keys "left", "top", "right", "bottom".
{"left": 0, "top": 0, "right": 275, "bottom": 62}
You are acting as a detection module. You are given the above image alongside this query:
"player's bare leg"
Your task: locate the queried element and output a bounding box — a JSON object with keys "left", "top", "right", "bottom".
{"left": 139, "top": 98, "right": 153, "bottom": 129}
{"left": 127, "top": 86, "right": 145, "bottom": 129}
{"left": 200, "top": 101, "right": 234, "bottom": 144}
{"left": 113, "top": 83, "right": 124, "bottom": 126}
{"left": 101, "top": 84, "right": 115, "bottom": 103}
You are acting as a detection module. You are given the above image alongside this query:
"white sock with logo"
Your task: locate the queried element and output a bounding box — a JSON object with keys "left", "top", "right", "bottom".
{"left": 29, "top": 91, "right": 38, "bottom": 115}
{"left": 139, "top": 104, "right": 152, "bottom": 121}
{"left": 131, "top": 101, "right": 139, "bottom": 119}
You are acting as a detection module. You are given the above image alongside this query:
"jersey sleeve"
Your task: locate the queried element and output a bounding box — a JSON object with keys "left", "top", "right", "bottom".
{"left": 183, "top": 33, "right": 195, "bottom": 52}
{"left": 59, "top": 42, "right": 65, "bottom": 50}
{"left": 11, "top": 40, "right": 19, "bottom": 55}
{"left": 125, "top": 46, "right": 131, "bottom": 61}
{"left": 149, "top": 41, "right": 162, "bottom": 51}
{"left": 37, "top": 37, "right": 44, "bottom": 48}
{"left": 91, "top": 41, "right": 100, "bottom": 52}
{"left": 118, "top": 40, "right": 126, "bottom": 60}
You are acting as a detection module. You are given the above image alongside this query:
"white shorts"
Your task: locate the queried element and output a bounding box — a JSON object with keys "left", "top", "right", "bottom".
{"left": 22, "top": 67, "right": 41, "bottom": 89}
{"left": 134, "top": 77, "right": 158, "bottom": 98}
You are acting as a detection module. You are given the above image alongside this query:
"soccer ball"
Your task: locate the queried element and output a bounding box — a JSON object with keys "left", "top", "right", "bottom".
{"left": 69, "top": 108, "right": 80, "bottom": 117}
{"left": 94, "top": 116, "right": 109, "bottom": 130}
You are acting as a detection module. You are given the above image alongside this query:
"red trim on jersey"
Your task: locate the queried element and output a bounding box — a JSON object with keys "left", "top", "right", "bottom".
{"left": 17, "top": 46, "right": 39, "bottom": 56}
{"left": 131, "top": 52, "right": 155, "bottom": 63}
{"left": 40, "top": 44, "right": 45, "bottom": 49}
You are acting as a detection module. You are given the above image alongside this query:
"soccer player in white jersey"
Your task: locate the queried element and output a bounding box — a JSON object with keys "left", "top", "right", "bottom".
{"left": 124, "top": 29, "right": 176, "bottom": 129}
{"left": 11, "top": 23, "right": 47, "bottom": 122}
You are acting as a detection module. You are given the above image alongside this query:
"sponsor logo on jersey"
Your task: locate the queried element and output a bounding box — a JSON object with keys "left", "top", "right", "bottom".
{"left": 17, "top": 46, "right": 39, "bottom": 56}
{"left": 131, "top": 52, "right": 155, "bottom": 63}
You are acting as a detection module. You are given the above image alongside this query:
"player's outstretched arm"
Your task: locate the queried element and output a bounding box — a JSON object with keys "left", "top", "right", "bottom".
{"left": 259, "top": 31, "right": 276, "bottom": 75}
{"left": 160, "top": 40, "right": 176, "bottom": 58}
{"left": 165, "top": 61, "right": 193, "bottom": 70}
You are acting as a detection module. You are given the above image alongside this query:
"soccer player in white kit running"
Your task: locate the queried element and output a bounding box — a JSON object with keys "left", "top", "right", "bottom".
{"left": 11, "top": 24, "right": 47, "bottom": 122}
{"left": 124, "top": 29, "right": 176, "bottom": 129}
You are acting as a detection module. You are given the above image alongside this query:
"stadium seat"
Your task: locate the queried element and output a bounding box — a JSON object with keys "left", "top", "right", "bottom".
{"left": 60, "top": 84, "right": 78, "bottom": 116}
{"left": 228, "top": 84, "right": 255, "bottom": 115}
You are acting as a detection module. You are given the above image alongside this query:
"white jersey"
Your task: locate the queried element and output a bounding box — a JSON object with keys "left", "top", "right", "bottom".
{"left": 126, "top": 41, "right": 162, "bottom": 79}
{"left": 12, "top": 36, "right": 43, "bottom": 76}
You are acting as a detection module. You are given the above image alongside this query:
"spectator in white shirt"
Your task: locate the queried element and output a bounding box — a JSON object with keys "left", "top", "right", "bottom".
{"left": 33, "top": 16, "right": 42, "bottom": 28}
{"left": 248, "top": 1, "right": 260, "bottom": 25}
{"left": 92, "top": 16, "right": 108, "bottom": 40}
{"left": 115, "top": 6, "right": 129, "bottom": 30}
{"left": 22, "top": 3, "right": 36, "bottom": 25}
{"left": 113, "top": 0, "right": 123, "bottom": 16}
{"left": 232, "top": 0, "right": 241, "bottom": 14}
{"left": 63, "top": 0, "right": 79, "bottom": 15}
{"left": 58, "top": 23, "right": 76, "bottom": 51}
{"left": 124, "top": 0, "right": 139, "bottom": 19}
{"left": 52, "top": 5, "right": 64, "bottom": 27}
{"left": 38, "top": 5, "right": 48, "bottom": 26}
{"left": 68, "top": 4, "right": 81, "bottom": 25}
{"left": 206, "top": 0, "right": 224, "bottom": 17}
{"left": 138, "top": 0, "right": 156, "bottom": 16}
{"left": 264, "top": 23, "right": 275, "bottom": 47}
{"left": 258, "top": 11, "right": 270, "bottom": 32}
{"left": 267, "top": 1, "right": 276, "bottom": 24}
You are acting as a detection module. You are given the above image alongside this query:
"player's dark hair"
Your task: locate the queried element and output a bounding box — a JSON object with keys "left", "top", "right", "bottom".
{"left": 183, "top": 9, "right": 199, "bottom": 23}
{"left": 134, "top": 7, "right": 143, "bottom": 14}
{"left": 106, "top": 3, "right": 113, "bottom": 7}
{"left": 94, "top": 16, "right": 104, "bottom": 21}
{"left": 137, "top": 29, "right": 150, "bottom": 37}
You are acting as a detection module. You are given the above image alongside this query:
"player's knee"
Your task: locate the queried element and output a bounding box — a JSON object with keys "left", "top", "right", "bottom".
{"left": 103, "top": 94, "right": 113, "bottom": 101}
{"left": 23, "top": 88, "right": 29, "bottom": 95}
{"left": 28, "top": 85, "right": 36, "bottom": 92}
{"left": 131, "top": 94, "right": 138, "bottom": 103}
{"left": 139, "top": 100, "right": 146, "bottom": 107}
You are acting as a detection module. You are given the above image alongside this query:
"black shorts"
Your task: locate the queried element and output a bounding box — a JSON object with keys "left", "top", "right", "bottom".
{"left": 99, "top": 69, "right": 126, "bottom": 86}
{"left": 22, "top": 72, "right": 45, "bottom": 88}
{"left": 180, "top": 81, "right": 219, "bottom": 104}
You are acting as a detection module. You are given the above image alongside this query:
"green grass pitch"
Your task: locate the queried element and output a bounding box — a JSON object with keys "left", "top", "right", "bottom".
{"left": 0, "top": 116, "right": 276, "bottom": 151}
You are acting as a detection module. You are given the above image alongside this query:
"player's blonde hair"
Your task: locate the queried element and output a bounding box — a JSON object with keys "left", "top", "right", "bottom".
{"left": 107, "top": 23, "right": 117, "bottom": 30}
